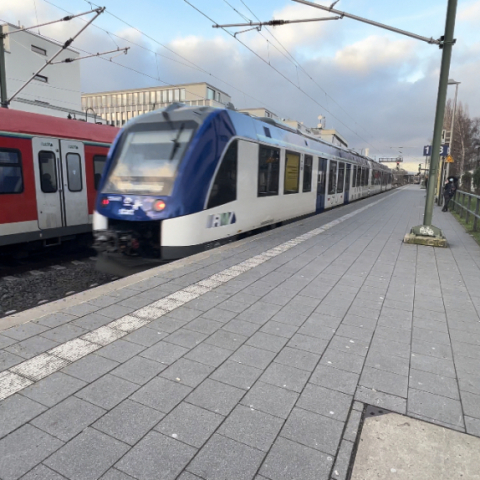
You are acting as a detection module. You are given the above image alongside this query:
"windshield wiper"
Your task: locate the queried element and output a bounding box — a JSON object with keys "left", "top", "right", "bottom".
{"left": 169, "top": 122, "right": 185, "bottom": 160}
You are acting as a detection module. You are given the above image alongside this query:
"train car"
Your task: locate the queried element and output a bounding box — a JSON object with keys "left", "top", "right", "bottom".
{"left": 93, "top": 104, "right": 392, "bottom": 275}
{"left": 0, "top": 109, "right": 118, "bottom": 252}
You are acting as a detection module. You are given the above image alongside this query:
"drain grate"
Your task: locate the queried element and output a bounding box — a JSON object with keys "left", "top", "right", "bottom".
{"left": 365, "top": 405, "right": 390, "bottom": 418}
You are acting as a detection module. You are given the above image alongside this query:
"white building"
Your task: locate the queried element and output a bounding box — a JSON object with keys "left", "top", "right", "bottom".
{"left": 81, "top": 83, "right": 232, "bottom": 127}
{"left": 1, "top": 23, "right": 96, "bottom": 121}
{"left": 238, "top": 107, "right": 279, "bottom": 120}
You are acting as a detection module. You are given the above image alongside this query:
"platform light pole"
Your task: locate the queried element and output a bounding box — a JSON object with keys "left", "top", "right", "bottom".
{"left": 445, "top": 79, "right": 460, "bottom": 181}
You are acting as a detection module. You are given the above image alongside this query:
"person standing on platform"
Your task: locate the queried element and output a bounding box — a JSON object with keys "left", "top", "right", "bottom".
{"left": 442, "top": 177, "right": 456, "bottom": 212}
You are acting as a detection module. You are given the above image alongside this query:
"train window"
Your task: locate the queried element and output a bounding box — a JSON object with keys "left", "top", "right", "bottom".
{"left": 93, "top": 155, "right": 107, "bottom": 190}
{"left": 328, "top": 161, "right": 337, "bottom": 195}
{"left": 345, "top": 164, "right": 351, "bottom": 192}
{"left": 66, "top": 153, "right": 83, "bottom": 192}
{"left": 337, "top": 162, "right": 345, "bottom": 193}
{"left": 39, "top": 151, "right": 57, "bottom": 193}
{"left": 352, "top": 165, "right": 356, "bottom": 187}
{"left": 303, "top": 155, "right": 313, "bottom": 192}
{"left": 318, "top": 158, "right": 327, "bottom": 194}
{"left": 284, "top": 151, "right": 300, "bottom": 195}
{"left": 357, "top": 165, "right": 362, "bottom": 187}
{"left": 258, "top": 145, "right": 280, "bottom": 196}
{"left": 0, "top": 149, "right": 23, "bottom": 194}
{"left": 207, "top": 140, "right": 237, "bottom": 209}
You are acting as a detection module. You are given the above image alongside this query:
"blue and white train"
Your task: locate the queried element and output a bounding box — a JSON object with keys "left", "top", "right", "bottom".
{"left": 93, "top": 104, "right": 392, "bottom": 275}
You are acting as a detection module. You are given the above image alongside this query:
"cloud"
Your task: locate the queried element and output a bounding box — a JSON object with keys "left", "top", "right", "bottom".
{"left": 458, "top": 0, "right": 480, "bottom": 23}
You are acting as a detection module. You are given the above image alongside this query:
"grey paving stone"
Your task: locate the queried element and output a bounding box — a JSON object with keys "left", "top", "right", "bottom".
{"left": 148, "top": 316, "right": 186, "bottom": 333}
{"left": 203, "top": 304, "right": 245, "bottom": 318}
{"left": 246, "top": 331, "right": 288, "bottom": 353}
{"left": 465, "top": 416, "right": 480, "bottom": 437}
{"left": 164, "top": 329, "right": 208, "bottom": 349}
{"left": 452, "top": 341, "right": 480, "bottom": 360}
{"left": 332, "top": 440, "right": 354, "bottom": 480}
{"left": 31, "top": 396, "right": 105, "bottom": 442}
{"left": 459, "top": 374, "right": 480, "bottom": 396}
{"left": 455, "top": 354, "right": 480, "bottom": 378}
{"left": 413, "top": 317, "right": 449, "bottom": 333}
{"left": 5, "top": 335, "right": 59, "bottom": 359}
{"left": 184, "top": 343, "right": 232, "bottom": 367}
{"left": 184, "top": 317, "right": 223, "bottom": 335}
{"left": 408, "top": 388, "right": 464, "bottom": 428}
{"left": 35, "top": 313, "right": 77, "bottom": 329}
{"left": 176, "top": 473, "right": 202, "bottom": 480}
{"left": 355, "top": 385, "right": 406, "bottom": 414}
{"left": 410, "top": 353, "right": 456, "bottom": 377}
{"left": 20, "top": 372, "right": 86, "bottom": 407}
{"left": 413, "top": 327, "right": 451, "bottom": 346}
{"left": 187, "top": 433, "right": 265, "bottom": 480}
{"left": 360, "top": 366, "right": 408, "bottom": 398}
{"left": 411, "top": 339, "right": 453, "bottom": 360}
{"left": 116, "top": 431, "right": 196, "bottom": 480}
{"left": 328, "top": 336, "right": 370, "bottom": 357}
{"left": 460, "top": 391, "right": 480, "bottom": 419}
{"left": 76, "top": 374, "right": 139, "bottom": 410}
{"left": 210, "top": 360, "right": 262, "bottom": 390}
{"left": 275, "top": 347, "right": 320, "bottom": 372}
{"left": 0, "top": 350, "right": 23, "bottom": 371}
{"left": 160, "top": 358, "right": 214, "bottom": 388}
{"left": 410, "top": 369, "right": 460, "bottom": 400}
{"left": 0, "top": 424, "right": 63, "bottom": 480}
{"left": 96, "top": 339, "right": 146, "bottom": 363}
{"left": 0, "top": 394, "right": 46, "bottom": 439}
{"left": 296, "top": 322, "right": 336, "bottom": 341}
{"left": 305, "top": 313, "right": 343, "bottom": 329}
{"left": 123, "top": 326, "right": 167, "bottom": 347}
{"left": 140, "top": 341, "right": 188, "bottom": 365}
{"left": 93, "top": 399, "right": 164, "bottom": 445}
{"left": 230, "top": 344, "right": 277, "bottom": 369}
{"left": 44, "top": 427, "right": 129, "bottom": 480}
{"left": 110, "top": 356, "right": 166, "bottom": 385}
{"left": 131, "top": 377, "right": 192, "bottom": 413}
{"left": 365, "top": 350, "right": 410, "bottom": 376}
{"left": 21, "top": 464, "right": 67, "bottom": 479}
{"left": 269, "top": 309, "right": 308, "bottom": 327}
{"left": 342, "top": 314, "right": 377, "bottom": 330}
{"left": 63, "top": 303, "right": 101, "bottom": 317}
{"left": 314, "top": 302, "right": 349, "bottom": 319}
{"left": 374, "top": 325, "right": 411, "bottom": 344}
{"left": 186, "top": 378, "right": 244, "bottom": 415}
{"left": 72, "top": 313, "right": 113, "bottom": 330}
{"left": 40, "top": 324, "right": 87, "bottom": 343}
{"left": 259, "top": 436, "right": 332, "bottom": 480}
{"left": 348, "top": 305, "right": 380, "bottom": 321}
{"left": 287, "top": 333, "right": 329, "bottom": 355}
{"left": 87, "top": 295, "right": 120, "bottom": 308}
{"left": 222, "top": 318, "right": 261, "bottom": 337}
{"left": 352, "top": 400, "right": 364, "bottom": 411}
{"left": 166, "top": 307, "right": 204, "bottom": 322}
{"left": 335, "top": 324, "right": 375, "bottom": 343}
{"left": 118, "top": 296, "right": 159, "bottom": 309}
{"left": 205, "top": 329, "right": 248, "bottom": 351}
{"left": 344, "top": 408, "right": 362, "bottom": 442}
{"left": 237, "top": 301, "right": 283, "bottom": 325}
{"left": 100, "top": 468, "right": 136, "bottom": 480}
{"left": 297, "top": 383, "right": 352, "bottom": 422}
{"left": 218, "top": 404, "right": 283, "bottom": 452}
{"left": 155, "top": 402, "right": 223, "bottom": 448}
{"left": 260, "top": 362, "right": 310, "bottom": 392}
{"left": 0, "top": 334, "right": 17, "bottom": 349}
{"left": 281, "top": 407, "right": 344, "bottom": 455}
{"left": 61, "top": 354, "right": 119, "bottom": 383}
{"left": 260, "top": 320, "right": 299, "bottom": 338}
{"left": 310, "top": 364, "right": 359, "bottom": 395}
{"left": 241, "top": 381, "right": 298, "bottom": 419}
{"left": 320, "top": 348, "right": 365, "bottom": 374}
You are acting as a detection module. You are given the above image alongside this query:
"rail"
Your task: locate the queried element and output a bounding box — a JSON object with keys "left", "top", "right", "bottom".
{"left": 452, "top": 190, "right": 480, "bottom": 231}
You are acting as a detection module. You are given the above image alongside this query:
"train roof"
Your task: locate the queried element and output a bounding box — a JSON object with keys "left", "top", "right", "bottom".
{"left": 0, "top": 109, "right": 119, "bottom": 144}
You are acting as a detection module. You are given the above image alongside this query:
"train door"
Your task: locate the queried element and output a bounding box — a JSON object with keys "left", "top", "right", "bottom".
{"left": 59, "top": 140, "right": 89, "bottom": 227}
{"left": 32, "top": 137, "right": 63, "bottom": 230}
{"left": 345, "top": 163, "right": 351, "bottom": 203}
{"left": 326, "top": 160, "right": 337, "bottom": 208}
{"left": 316, "top": 157, "right": 327, "bottom": 213}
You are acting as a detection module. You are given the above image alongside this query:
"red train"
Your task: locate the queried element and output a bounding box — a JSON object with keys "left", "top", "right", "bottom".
{"left": 0, "top": 109, "right": 118, "bottom": 252}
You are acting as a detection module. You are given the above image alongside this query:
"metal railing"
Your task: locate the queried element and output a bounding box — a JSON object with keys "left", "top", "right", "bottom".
{"left": 452, "top": 190, "right": 480, "bottom": 231}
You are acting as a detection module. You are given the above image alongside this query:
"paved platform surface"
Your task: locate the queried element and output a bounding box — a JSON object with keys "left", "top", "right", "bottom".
{"left": 1, "top": 185, "right": 479, "bottom": 480}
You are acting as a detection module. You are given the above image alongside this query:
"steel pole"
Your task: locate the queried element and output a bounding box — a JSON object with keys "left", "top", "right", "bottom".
{"left": 445, "top": 82, "right": 459, "bottom": 181}
{"left": 0, "top": 25, "right": 8, "bottom": 108}
{"left": 423, "top": 0, "right": 458, "bottom": 226}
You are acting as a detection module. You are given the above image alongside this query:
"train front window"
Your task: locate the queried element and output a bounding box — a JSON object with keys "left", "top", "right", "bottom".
{"left": 103, "top": 125, "right": 194, "bottom": 195}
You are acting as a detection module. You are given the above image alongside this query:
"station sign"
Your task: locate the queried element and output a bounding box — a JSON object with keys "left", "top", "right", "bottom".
{"left": 379, "top": 157, "right": 402, "bottom": 163}
{"left": 423, "top": 144, "right": 450, "bottom": 157}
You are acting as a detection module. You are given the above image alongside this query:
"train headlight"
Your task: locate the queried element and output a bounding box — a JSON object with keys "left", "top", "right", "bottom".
{"left": 153, "top": 200, "right": 166, "bottom": 212}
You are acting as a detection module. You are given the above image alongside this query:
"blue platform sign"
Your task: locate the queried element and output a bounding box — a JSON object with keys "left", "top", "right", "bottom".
{"left": 423, "top": 144, "right": 450, "bottom": 157}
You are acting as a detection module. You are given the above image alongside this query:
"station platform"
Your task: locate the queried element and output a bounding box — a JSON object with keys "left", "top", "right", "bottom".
{"left": 1, "top": 185, "right": 480, "bottom": 480}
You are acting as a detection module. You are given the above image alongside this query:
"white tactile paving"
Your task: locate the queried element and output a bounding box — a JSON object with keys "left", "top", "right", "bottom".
{"left": 0, "top": 371, "right": 33, "bottom": 400}
{"left": 48, "top": 338, "right": 101, "bottom": 362}
{"left": 0, "top": 192, "right": 398, "bottom": 402}
{"left": 82, "top": 326, "right": 128, "bottom": 346}
{"left": 10, "top": 353, "right": 69, "bottom": 381}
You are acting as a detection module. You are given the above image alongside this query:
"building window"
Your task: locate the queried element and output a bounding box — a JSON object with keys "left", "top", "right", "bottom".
{"left": 328, "top": 161, "right": 337, "bottom": 195}
{"left": 207, "top": 140, "right": 238, "bottom": 209}
{"left": 174, "top": 89, "right": 180, "bottom": 102}
{"left": 284, "top": 151, "right": 300, "bottom": 194}
{"left": 207, "top": 87, "right": 215, "bottom": 100}
{"left": 39, "top": 151, "right": 57, "bottom": 193}
{"left": 337, "top": 162, "right": 345, "bottom": 193}
{"left": 66, "top": 153, "right": 83, "bottom": 192}
{"left": 133, "top": 92, "right": 138, "bottom": 106}
{"left": 93, "top": 155, "right": 107, "bottom": 190}
{"left": 180, "top": 89, "right": 186, "bottom": 101}
{"left": 258, "top": 145, "right": 280, "bottom": 197}
{"left": 0, "top": 149, "right": 23, "bottom": 194}
{"left": 162, "top": 90, "right": 168, "bottom": 103}
{"left": 31, "top": 45, "right": 47, "bottom": 55}
{"left": 217, "top": 91, "right": 221, "bottom": 102}
{"left": 149, "top": 91, "right": 154, "bottom": 104}
{"left": 34, "top": 74, "right": 48, "bottom": 83}
{"left": 303, "top": 155, "right": 313, "bottom": 192}
{"left": 168, "top": 90, "right": 173, "bottom": 102}
{"left": 156, "top": 91, "right": 161, "bottom": 104}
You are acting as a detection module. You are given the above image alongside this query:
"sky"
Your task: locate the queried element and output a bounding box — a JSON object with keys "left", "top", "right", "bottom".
{"left": 1, "top": 0, "right": 479, "bottom": 170}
